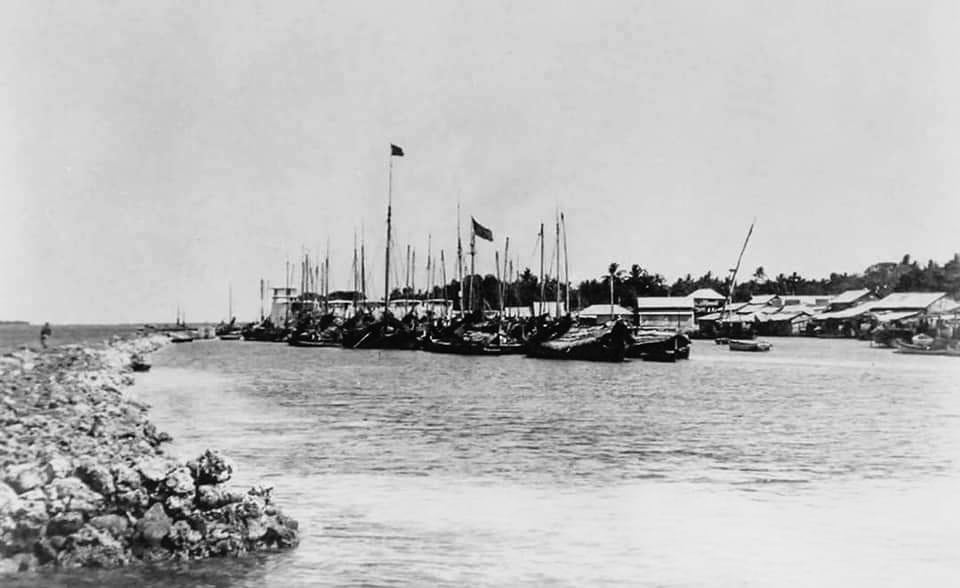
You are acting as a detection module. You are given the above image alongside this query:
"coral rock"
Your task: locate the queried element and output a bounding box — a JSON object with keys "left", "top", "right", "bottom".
{"left": 136, "top": 503, "right": 171, "bottom": 547}
{"left": 5, "top": 464, "right": 47, "bottom": 494}
{"left": 163, "top": 466, "right": 195, "bottom": 496}
{"left": 190, "top": 450, "right": 234, "bottom": 485}
{"left": 46, "top": 511, "right": 85, "bottom": 536}
{"left": 76, "top": 460, "right": 115, "bottom": 497}
{"left": 112, "top": 464, "right": 141, "bottom": 492}
{"left": 0, "top": 482, "right": 18, "bottom": 513}
{"left": 137, "top": 457, "right": 173, "bottom": 485}
{"left": 89, "top": 514, "right": 129, "bottom": 538}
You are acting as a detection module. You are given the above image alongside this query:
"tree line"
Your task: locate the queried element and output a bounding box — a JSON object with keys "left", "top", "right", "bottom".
{"left": 350, "top": 253, "right": 960, "bottom": 311}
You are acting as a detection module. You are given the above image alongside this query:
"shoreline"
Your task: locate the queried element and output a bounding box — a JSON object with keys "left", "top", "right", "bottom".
{"left": 0, "top": 334, "right": 300, "bottom": 574}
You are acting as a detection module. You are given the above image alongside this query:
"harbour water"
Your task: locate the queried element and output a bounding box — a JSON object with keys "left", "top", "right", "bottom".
{"left": 19, "top": 337, "right": 960, "bottom": 586}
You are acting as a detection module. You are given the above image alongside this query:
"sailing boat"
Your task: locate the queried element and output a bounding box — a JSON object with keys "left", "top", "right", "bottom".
{"left": 524, "top": 213, "right": 631, "bottom": 362}
{"left": 341, "top": 144, "right": 419, "bottom": 350}
{"left": 421, "top": 213, "right": 522, "bottom": 355}
{"left": 717, "top": 219, "right": 772, "bottom": 351}
{"left": 288, "top": 247, "right": 342, "bottom": 347}
{"left": 217, "top": 284, "right": 242, "bottom": 340}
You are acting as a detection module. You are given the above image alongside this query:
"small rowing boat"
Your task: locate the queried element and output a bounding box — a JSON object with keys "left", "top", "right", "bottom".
{"left": 729, "top": 339, "right": 771, "bottom": 352}
{"left": 130, "top": 354, "right": 151, "bottom": 372}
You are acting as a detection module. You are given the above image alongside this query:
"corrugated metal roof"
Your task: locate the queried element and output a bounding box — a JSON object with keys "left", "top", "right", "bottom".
{"left": 578, "top": 304, "right": 634, "bottom": 317}
{"left": 830, "top": 289, "right": 871, "bottom": 304}
{"left": 871, "top": 292, "right": 946, "bottom": 311}
{"left": 634, "top": 297, "right": 694, "bottom": 310}
{"left": 688, "top": 288, "right": 725, "bottom": 301}
{"left": 814, "top": 303, "right": 877, "bottom": 320}
{"left": 781, "top": 295, "right": 832, "bottom": 307}
{"left": 873, "top": 310, "right": 920, "bottom": 323}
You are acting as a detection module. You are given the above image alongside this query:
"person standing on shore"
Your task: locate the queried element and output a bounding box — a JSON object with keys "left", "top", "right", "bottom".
{"left": 40, "top": 322, "right": 52, "bottom": 348}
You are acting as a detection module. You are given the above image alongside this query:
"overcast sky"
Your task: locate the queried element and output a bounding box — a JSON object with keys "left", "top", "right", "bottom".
{"left": 2, "top": 0, "right": 958, "bottom": 323}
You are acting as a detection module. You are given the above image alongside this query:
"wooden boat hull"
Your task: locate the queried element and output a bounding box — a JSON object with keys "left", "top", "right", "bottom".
{"left": 218, "top": 333, "right": 241, "bottom": 341}
{"left": 728, "top": 339, "right": 771, "bottom": 352}
{"left": 640, "top": 350, "right": 677, "bottom": 363}
{"left": 627, "top": 332, "right": 691, "bottom": 361}
{"left": 288, "top": 339, "right": 340, "bottom": 348}
{"left": 130, "top": 362, "right": 151, "bottom": 372}
{"left": 422, "top": 338, "right": 504, "bottom": 355}
{"left": 525, "top": 321, "right": 630, "bottom": 362}
{"left": 341, "top": 325, "right": 418, "bottom": 350}
{"left": 872, "top": 329, "right": 914, "bottom": 348}
{"left": 894, "top": 339, "right": 960, "bottom": 356}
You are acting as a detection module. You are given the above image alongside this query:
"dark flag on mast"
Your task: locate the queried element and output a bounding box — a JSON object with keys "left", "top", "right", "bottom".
{"left": 390, "top": 144, "right": 404, "bottom": 157}
{"left": 471, "top": 217, "right": 493, "bottom": 242}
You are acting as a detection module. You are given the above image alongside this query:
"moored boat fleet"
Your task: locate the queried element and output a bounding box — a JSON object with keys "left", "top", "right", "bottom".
{"left": 224, "top": 306, "right": 690, "bottom": 364}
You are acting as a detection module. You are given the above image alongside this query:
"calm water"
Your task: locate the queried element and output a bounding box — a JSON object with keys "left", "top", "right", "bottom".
{"left": 0, "top": 324, "right": 148, "bottom": 353}
{"left": 15, "top": 337, "right": 960, "bottom": 586}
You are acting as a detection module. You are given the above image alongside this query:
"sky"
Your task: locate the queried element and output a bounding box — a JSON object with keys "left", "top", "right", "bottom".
{"left": 1, "top": 0, "right": 958, "bottom": 323}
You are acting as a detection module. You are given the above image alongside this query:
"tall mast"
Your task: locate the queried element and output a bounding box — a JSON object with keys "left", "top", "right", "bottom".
{"left": 405, "top": 244, "right": 411, "bottom": 298}
{"left": 440, "top": 249, "right": 447, "bottom": 302}
{"left": 384, "top": 151, "right": 394, "bottom": 313}
{"left": 324, "top": 237, "right": 330, "bottom": 314}
{"left": 469, "top": 225, "right": 476, "bottom": 312}
{"left": 352, "top": 230, "right": 359, "bottom": 309}
{"left": 457, "top": 202, "right": 465, "bottom": 316}
{"left": 722, "top": 218, "right": 756, "bottom": 317}
{"left": 228, "top": 283, "right": 233, "bottom": 321}
{"left": 561, "top": 212, "right": 570, "bottom": 314}
{"left": 502, "top": 236, "right": 510, "bottom": 314}
{"left": 539, "top": 222, "right": 545, "bottom": 315}
{"left": 555, "top": 211, "right": 561, "bottom": 318}
{"left": 360, "top": 223, "right": 367, "bottom": 306}
{"left": 495, "top": 250, "right": 502, "bottom": 313}
{"left": 426, "top": 234, "right": 432, "bottom": 298}
{"left": 509, "top": 259, "right": 515, "bottom": 317}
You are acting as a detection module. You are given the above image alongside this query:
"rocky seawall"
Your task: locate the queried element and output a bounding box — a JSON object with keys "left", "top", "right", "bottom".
{"left": 0, "top": 335, "right": 299, "bottom": 574}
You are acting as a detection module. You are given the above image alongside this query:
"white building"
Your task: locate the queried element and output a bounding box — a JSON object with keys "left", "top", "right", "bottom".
{"left": 577, "top": 303, "right": 634, "bottom": 325}
{"left": 634, "top": 297, "right": 696, "bottom": 332}
{"left": 269, "top": 287, "right": 298, "bottom": 325}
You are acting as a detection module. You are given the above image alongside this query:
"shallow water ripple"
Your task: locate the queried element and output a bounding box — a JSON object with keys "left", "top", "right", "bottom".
{"left": 20, "top": 337, "right": 960, "bottom": 587}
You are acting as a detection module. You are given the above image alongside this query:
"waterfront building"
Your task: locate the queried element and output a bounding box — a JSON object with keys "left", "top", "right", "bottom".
{"left": 823, "top": 289, "right": 876, "bottom": 312}
{"left": 577, "top": 303, "right": 633, "bottom": 325}
{"left": 269, "top": 287, "right": 299, "bottom": 325}
{"left": 633, "top": 297, "right": 696, "bottom": 332}
{"left": 868, "top": 292, "right": 950, "bottom": 326}
{"left": 809, "top": 289, "right": 879, "bottom": 337}
{"left": 687, "top": 288, "right": 726, "bottom": 316}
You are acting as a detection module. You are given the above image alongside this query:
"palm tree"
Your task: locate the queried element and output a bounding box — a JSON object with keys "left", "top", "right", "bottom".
{"left": 606, "top": 262, "right": 622, "bottom": 316}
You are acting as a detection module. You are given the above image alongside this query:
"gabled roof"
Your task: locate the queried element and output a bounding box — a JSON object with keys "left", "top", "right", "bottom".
{"left": 634, "top": 296, "right": 694, "bottom": 310}
{"left": 871, "top": 292, "right": 946, "bottom": 311}
{"left": 578, "top": 304, "right": 634, "bottom": 317}
{"left": 724, "top": 302, "right": 748, "bottom": 312}
{"left": 814, "top": 303, "right": 878, "bottom": 320}
{"left": 749, "top": 294, "right": 779, "bottom": 305}
{"left": 830, "top": 289, "right": 872, "bottom": 305}
{"left": 687, "top": 288, "right": 725, "bottom": 301}
{"left": 873, "top": 310, "right": 921, "bottom": 323}
{"left": 756, "top": 309, "right": 811, "bottom": 322}
{"left": 781, "top": 295, "right": 832, "bottom": 307}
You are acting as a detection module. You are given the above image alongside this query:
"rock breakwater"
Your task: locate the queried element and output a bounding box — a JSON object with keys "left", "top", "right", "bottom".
{"left": 0, "top": 335, "right": 299, "bottom": 574}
